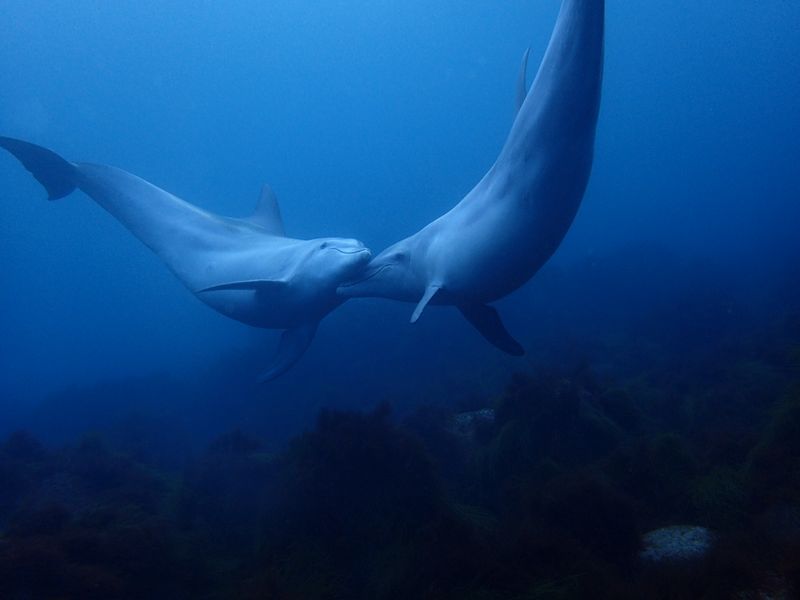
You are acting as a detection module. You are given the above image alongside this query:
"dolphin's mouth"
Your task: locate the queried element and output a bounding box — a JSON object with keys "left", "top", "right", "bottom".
{"left": 331, "top": 247, "right": 371, "bottom": 256}
{"left": 339, "top": 264, "right": 391, "bottom": 289}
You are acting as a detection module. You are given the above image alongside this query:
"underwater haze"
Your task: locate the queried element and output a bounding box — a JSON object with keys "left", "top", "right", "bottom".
{"left": 1, "top": 1, "right": 800, "bottom": 598}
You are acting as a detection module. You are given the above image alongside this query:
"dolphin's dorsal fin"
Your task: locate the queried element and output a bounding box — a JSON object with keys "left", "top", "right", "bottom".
{"left": 410, "top": 285, "right": 441, "bottom": 323}
{"left": 247, "top": 184, "right": 285, "bottom": 235}
{"left": 458, "top": 303, "right": 525, "bottom": 356}
{"left": 259, "top": 321, "right": 319, "bottom": 382}
{"left": 515, "top": 48, "right": 531, "bottom": 115}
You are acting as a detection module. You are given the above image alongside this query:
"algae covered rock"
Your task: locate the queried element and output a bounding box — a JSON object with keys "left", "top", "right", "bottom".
{"left": 640, "top": 525, "right": 713, "bottom": 563}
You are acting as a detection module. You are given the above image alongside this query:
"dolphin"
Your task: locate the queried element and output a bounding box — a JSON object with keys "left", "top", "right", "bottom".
{"left": 338, "top": 0, "right": 604, "bottom": 356}
{"left": 0, "top": 136, "right": 372, "bottom": 380}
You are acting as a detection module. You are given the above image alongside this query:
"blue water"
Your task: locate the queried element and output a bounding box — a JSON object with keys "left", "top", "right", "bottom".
{"left": 0, "top": 3, "right": 797, "bottom": 428}
{"left": 2, "top": 2, "right": 796, "bottom": 420}
{"left": 0, "top": 3, "right": 799, "bottom": 596}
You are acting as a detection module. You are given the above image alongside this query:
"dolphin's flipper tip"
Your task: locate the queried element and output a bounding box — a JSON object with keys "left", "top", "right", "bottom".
{"left": 0, "top": 136, "right": 77, "bottom": 200}
{"left": 458, "top": 303, "right": 525, "bottom": 357}
{"left": 258, "top": 321, "right": 319, "bottom": 383}
{"left": 411, "top": 285, "right": 441, "bottom": 323}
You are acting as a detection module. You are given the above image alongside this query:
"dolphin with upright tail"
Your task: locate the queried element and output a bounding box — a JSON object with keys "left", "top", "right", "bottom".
{"left": 339, "top": 0, "right": 604, "bottom": 355}
{"left": 0, "top": 137, "right": 372, "bottom": 380}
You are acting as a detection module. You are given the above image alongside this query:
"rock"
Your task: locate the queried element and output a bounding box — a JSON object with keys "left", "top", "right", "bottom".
{"left": 640, "top": 525, "right": 713, "bottom": 563}
{"left": 449, "top": 409, "right": 495, "bottom": 437}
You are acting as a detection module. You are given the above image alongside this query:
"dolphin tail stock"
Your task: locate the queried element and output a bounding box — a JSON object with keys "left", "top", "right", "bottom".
{"left": 0, "top": 136, "right": 77, "bottom": 200}
{"left": 458, "top": 303, "right": 525, "bottom": 357}
{"left": 259, "top": 321, "right": 319, "bottom": 383}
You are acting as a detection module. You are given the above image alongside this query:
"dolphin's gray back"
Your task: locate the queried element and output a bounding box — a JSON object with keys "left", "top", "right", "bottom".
{"left": 492, "top": 0, "right": 604, "bottom": 199}
{"left": 0, "top": 137, "right": 302, "bottom": 292}
{"left": 418, "top": 0, "right": 605, "bottom": 303}
{"left": 76, "top": 164, "right": 228, "bottom": 248}
{"left": 73, "top": 163, "right": 271, "bottom": 288}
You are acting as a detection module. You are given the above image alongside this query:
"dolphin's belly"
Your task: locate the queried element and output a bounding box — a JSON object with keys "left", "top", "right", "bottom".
{"left": 446, "top": 241, "right": 552, "bottom": 303}
{"left": 187, "top": 246, "right": 332, "bottom": 329}
{"left": 197, "top": 288, "right": 332, "bottom": 329}
{"left": 438, "top": 195, "right": 580, "bottom": 303}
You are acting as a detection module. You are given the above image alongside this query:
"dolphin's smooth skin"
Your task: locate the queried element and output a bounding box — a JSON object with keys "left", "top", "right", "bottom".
{"left": 339, "top": 0, "right": 605, "bottom": 355}
{"left": 0, "top": 136, "right": 371, "bottom": 381}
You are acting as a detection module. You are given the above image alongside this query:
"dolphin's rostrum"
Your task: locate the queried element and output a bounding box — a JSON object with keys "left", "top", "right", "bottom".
{"left": 339, "top": 0, "right": 605, "bottom": 356}
{"left": 0, "top": 136, "right": 371, "bottom": 381}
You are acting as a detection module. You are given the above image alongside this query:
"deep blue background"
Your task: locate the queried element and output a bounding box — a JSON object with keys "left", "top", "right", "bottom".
{"left": 1, "top": 1, "right": 798, "bottom": 447}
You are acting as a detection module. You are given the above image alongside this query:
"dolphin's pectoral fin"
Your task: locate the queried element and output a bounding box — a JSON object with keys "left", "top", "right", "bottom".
{"left": 246, "top": 184, "right": 285, "bottom": 236}
{"left": 259, "top": 322, "right": 318, "bottom": 382}
{"left": 0, "top": 136, "right": 77, "bottom": 200}
{"left": 411, "top": 285, "right": 441, "bottom": 323}
{"left": 198, "top": 279, "right": 289, "bottom": 294}
{"left": 515, "top": 48, "right": 531, "bottom": 115}
{"left": 458, "top": 303, "right": 525, "bottom": 356}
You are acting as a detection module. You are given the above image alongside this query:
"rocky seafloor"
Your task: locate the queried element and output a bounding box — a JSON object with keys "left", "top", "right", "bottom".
{"left": 1, "top": 310, "right": 799, "bottom": 598}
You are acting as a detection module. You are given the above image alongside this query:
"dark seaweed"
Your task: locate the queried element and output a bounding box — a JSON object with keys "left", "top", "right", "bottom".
{"left": 1, "top": 305, "right": 799, "bottom": 599}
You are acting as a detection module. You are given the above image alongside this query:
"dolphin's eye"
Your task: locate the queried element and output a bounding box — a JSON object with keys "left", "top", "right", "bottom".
{"left": 320, "top": 241, "right": 330, "bottom": 249}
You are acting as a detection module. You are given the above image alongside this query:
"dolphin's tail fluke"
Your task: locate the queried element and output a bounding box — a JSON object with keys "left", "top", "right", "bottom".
{"left": 0, "top": 136, "right": 77, "bottom": 200}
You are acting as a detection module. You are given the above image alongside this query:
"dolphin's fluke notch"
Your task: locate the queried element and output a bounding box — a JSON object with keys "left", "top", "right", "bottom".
{"left": 0, "top": 136, "right": 77, "bottom": 200}
{"left": 259, "top": 322, "right": 318, "bottom": 382}
{"left": 458, "top": 304, "right": 524, "bottom": 356}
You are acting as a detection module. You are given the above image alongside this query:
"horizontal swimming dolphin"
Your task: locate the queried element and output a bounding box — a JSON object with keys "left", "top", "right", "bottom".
{"left": 0, "top": 137, "right": 371, "bottom": 380}
{"left": 339, "top": 0, "right": 605, "bottom": 356}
